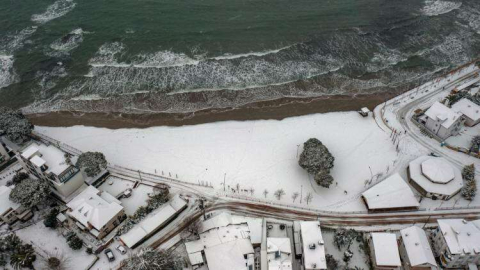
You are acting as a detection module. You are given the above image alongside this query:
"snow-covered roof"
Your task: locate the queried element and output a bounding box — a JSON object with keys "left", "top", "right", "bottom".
{"left": 437, "top": 219, "right": 480, "bottom": 255}
{"left": 267, "top": 237, "right": 292, "bottom": 254}
{"left": 452, "top": 98, "right": 480, "bottom": 122}
{"left": 300, "top": 221, "right": 326, "bottom": 270}
{"left": 185, "top": 223, "right": 251, "bottom": 254}
{"left": 361, "top": 107, "right": 370, "bottom": 113}
{"left": 0, "top": 186, "right": 21, "bottom": 215}
{"left": 67, "top": 185, "right": 123, "bottom": 231}
{"left": 409, "top": 156, "right": 463, "bottom": 196}
{"left": 188, "top": 252, "right": 204, "bottom": 266}
{"left": 424, "top": 102, "right": 462, "bottom": 129}
{"left": 371, "top": 233, "right": 401, "bottom": 267}
{"left": 400, "top": 226, "right": 437, "bottom": 267}
{"left": 21, "top": 143, "right": 71, "bottom": 176}
{"left": 204, "top": 239, "right": 254, "bottom": 270}
{"left": 199, "top": 212, "right": 247, "bottom": 233}
{"left": 362, "top": 173, "right": 419, "bottom": 210}
{"left": 421, "top": 158, "right": 455, "bottom": 184}
{"left": 245, "top": 217, "right": 263, "bottom": 245}
{"left": 30, "top": 155, "right": 46, "bottom": 168}
{"left": 120, "top": 195, "right": 186, "bottom": 248}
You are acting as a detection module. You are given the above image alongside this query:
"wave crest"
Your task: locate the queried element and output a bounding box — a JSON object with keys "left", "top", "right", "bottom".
{"left": 31, "top": 0, "right": 76, "bottom": 24}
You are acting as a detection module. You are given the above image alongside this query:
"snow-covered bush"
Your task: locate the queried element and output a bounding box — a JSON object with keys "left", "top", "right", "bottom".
{"left": 299, "top": 138, "right": 335, "bottom": 188}
{"left": 76, "top": 152, "right": 107, "bottom": 177}
{"left": 0, "top": 234, "right": 36, "bottom": 269}
{"left": 9, "top": 178, "right": 49, "bottom": 209}
{"left": 120, "top": 248, "right": 182, "bottom": 270}
{"left": 0, "top": 107, "right": 34, "bottom": 143}
{"left": 461, "top": 164, "right": 476, "bottom": 201}
{"left": 67, "top": 235, "right": 83, "bottom": 250}
{"left": 334, "top": 229, "right": 360, "bottom": 250}
{"left": 470, "top": 136, "right": 480, "bottom": 153}
{"left": 11, "top": 172, "right": 29, "bottom": 186}
{"left": 43, "top": 208, "right": 60, "bottom": 228}
{"left": 326, "top": 254, "right": 338, "bottom": 269}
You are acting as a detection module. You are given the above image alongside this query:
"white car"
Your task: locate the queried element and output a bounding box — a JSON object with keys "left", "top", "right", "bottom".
{"left": 116, "top": 245, "right": 127, "bottom": 255}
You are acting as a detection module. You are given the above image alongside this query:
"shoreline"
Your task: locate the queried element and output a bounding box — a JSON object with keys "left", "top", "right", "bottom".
{"left": 27, "top": 93, "right": 393, "bottom": 129}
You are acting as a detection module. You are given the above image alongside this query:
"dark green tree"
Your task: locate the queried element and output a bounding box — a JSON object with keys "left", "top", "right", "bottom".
{"left": 76, "top": 152, "right": 108, "bottom": 177}
{"left": 299, "top": 138, "right": 335, "bottom": 188}
{"left": 0, "top": 107, "right": 33, "bottom": 143}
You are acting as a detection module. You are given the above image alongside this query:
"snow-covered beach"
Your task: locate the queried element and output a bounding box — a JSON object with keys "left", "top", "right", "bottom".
{"left": 37, "top": 111, "right": 400, "bottom": 211}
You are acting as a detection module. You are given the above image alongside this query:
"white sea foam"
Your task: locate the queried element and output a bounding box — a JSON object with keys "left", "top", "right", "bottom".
{"left": 0, "top": 55, "right": 17, "bottom": 89}
{"left": 422, "top": 0, "right": 462, "bottom": 16}
{"left": 0, "top": 26, "right": 37, "bottom": 54}
{"left": 211, "top": 44, "right": 294, "bottom": 60}
{"left": 31, "top": 0, "right": 76, "bottom": 24}
{"left": 88, "top": 42, "right": 125, "bottom": 65}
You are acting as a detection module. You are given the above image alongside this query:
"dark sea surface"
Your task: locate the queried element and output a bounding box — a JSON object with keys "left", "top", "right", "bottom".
{"left": 0, "top": 0, "right": 479, "bottom": 113}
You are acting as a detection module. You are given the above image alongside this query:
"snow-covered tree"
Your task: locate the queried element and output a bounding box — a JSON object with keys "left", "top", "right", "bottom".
{"left": 314, "top": 171, "right": 334, "bottom": 188}
{"left": 343, "top": 249, "right": 353, "bottom": 263}
{"left": 120, "top": 248, "right": 182, "bottom": 270}
{"left": 10, "top": 172, "right": 29, "bottom": 186}
{"left": 9, "top": 244, "right": 36, "bottom": 269}
{"left": 299, "top": 138, "right": 335, "bottom": 188}
{"left": 67, "top": 236, "right": 83, "bottom": 250}
{"left": 471, "top": 136, "right": 480, "bottom": 153}
{"left": 146, "top": 188, "right": 169, "bottom": 211}
{"left": 263, "top": 189, "right": 269, "bottom": 198}
{"left": 274, "top": 189, "right": 285, "bottom": 200}
{"left": 326, "top": 254, "right": 338, "bottom": 269}
{"left": 76, "top": 152, "right": 107, "bottom": 177}
{"left": 43, "top": 208, "right": 60, "bottom": 228}
{"left": 461, "top": 164, "right": 476, "bottom": 201}
{"left": 292, "top": 192, "right": 299, "bottom": 203}
{"left": 9, "top": 178, "right": 49, "bottom": 209}
{"left": 334, "top": 229, "right": 359, "bottom": 250}
{"left": 305, "top": 192, "right": 313, "bottom": 205}
{"left": 0, "top": 107, "right": 33, "bottom": 143}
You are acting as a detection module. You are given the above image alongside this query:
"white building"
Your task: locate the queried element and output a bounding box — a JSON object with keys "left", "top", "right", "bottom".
{"left": 431, "top": 219, "right": 480, "bottom": 268}
{"left": 362, "top": 173, "right": 419, "bottom": 212}
{"left": 17, "top": 142, "right": 85, "bottom": 202}
{"left": 300, "top": 221, "right": 326, "bottom": 270}
{"left": 399, "top": 226, "right": 437, "bottom": 270}
{"left": 184, "top": 213, "right": 258, "bottom": 270}
{"left": 408, "top": 156, "right": 463, "bottom": 200}
{"left": 0, "top": 186, "right": 33, "bottom": 225}
{"left": 421, "top": 102, "right": 463, "bottom": 140}
{"left": 0, "top": 140, "right": 10, "bottom": 166}
{"left": 452, "top": 98, "right": 480, "bottom": 127}
{"left": 67, "top": 185, "right": 125, "bottom": 239}
{"left": 267, "top": 237, "right": 292, "bottom": 270}
{"left": 120, "top": 195, "right": 187, "bottom": 248}
{"left": 369, "top": 233, "right": 402, "bottom": 270}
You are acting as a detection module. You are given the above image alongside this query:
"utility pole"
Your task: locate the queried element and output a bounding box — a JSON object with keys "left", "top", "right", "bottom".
{"left": 223, "top": 173, "right": 226, "bottom": 192}
{"left": 296, "top": 144, "right": 300, "bottom": 158}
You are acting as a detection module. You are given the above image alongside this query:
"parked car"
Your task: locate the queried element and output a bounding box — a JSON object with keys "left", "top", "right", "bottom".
{"left": 116, "top": 245, "right": 127, "bottom": 255}
{"left": 104, "top": 248, "right": 115, "bottom": 262}
{"left": 123, "top": 189, "right": 132, "bottom": 198}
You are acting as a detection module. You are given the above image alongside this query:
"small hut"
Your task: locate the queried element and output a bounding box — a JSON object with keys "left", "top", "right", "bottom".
{"left": 359, "top": 107, "right": 370, "bottom": 117}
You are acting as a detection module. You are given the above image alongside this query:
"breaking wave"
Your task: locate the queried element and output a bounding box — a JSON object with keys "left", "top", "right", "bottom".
{"left": 47, "top": 28, "right": 85, "bottom": 56}
{"left": 422, "top": 0, "right": 462, "bottom": 16}
{"left": 0, "top": 26, "right": 38, "bottom": 54}
{"left": 31, "top": 0, "right": 76, "bottom": 24}
{"left": 0, "top": 55, "right": 17, "bottom": 89}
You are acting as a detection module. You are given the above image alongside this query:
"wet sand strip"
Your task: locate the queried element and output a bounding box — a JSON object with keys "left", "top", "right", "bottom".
{"left": 27, "top": 93, "right": 393, "bottom": 129}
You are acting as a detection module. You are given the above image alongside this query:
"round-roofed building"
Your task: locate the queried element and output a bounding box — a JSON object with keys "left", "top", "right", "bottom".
{"left": 408, "top": 156, "right": 463, "bottom": 200}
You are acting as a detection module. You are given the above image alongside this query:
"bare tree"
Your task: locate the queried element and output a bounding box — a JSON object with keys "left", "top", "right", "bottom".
{"left": 274, "top": 189, "right": 286, "bottom": 200}
{"left": 263, "top": 189, "right": 269, "bottom": 198}
{"left": 249, "top": 188, "right": 255, "bottom": 196}
{"left": 305, "top": 192, "right": 313, "bottom": 205}
{"left": 292, "top": 192, "right": 299, "bottom": 203}
{"left": 236, "top": 183, "right": 240, "bottom": 192}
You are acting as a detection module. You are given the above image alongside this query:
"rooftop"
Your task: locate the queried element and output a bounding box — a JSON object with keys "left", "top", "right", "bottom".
{"left": 362, "top": 173, "right": 419, "bottom": 210}
{"left": 452, "top": 98, "right": 480, "bottom": 122}
{"left": 438, "top": 219, "right": 480, "bottom": 255}
{"left": 371, "top": 233, "right": 401, "bottom": 267}
{"left": 409, "top": 156, "right": 463, "bottom": 196}
{"left": 300, "top": 221, "right": 326, "bottom": 270}
{"left": 120, "top": 195, "right": 186, "bottom": 248}
{"left": 204, "top": 239, "right": 254, "bottom": 270}
{"left": 400, "top": 226, "right": 437, "bottom": 267}
{"left": 67, "top": 185, "right": 123, "bottom": 231}
{"left": 21, "top": 143, "right": 73, "bottom": 176}
{"left": 424, "top": 102, "right": 462, "bottom": 129}
{"left": 0, "top": 186, "right": 21, "bottom": 215}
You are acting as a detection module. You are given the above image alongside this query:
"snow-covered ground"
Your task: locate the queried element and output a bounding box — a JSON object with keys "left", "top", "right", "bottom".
{"left": 15, "top": 222, "right": 97, "bottom": 270}
{"left": 446, "top": 123, "right": 480, "bottom": 149}
{"left": 98, "top": 176, "right": 153, "bottom": 215}
{"left": 38, "top": 112, "right": 399, "bottom": 212}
